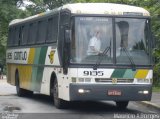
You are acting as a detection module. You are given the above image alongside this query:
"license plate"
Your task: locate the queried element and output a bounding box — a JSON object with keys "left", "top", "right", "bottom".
{"left": 108, "top": 90, "right": 121, "bottom": 96}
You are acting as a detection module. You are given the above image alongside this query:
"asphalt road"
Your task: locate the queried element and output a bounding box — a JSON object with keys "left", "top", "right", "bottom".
{"left": 0, "top": 80, "right": 160, "bottom": 119}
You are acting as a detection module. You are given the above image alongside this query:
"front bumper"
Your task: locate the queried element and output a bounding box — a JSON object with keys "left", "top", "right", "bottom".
{"left": 69, "top": 84, "right": 152, "bottom": 101}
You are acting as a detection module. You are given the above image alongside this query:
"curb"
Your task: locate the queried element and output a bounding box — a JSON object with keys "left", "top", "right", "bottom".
{"left": 139, "top": 101, "right": 160, "bottom": 111}
{"left": 0, "top": 94, "right": 15, "bottom": 96}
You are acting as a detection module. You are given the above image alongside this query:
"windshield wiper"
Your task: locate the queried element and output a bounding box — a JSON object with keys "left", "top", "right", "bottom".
{"left": 121, "top": 47, "right": 136, "bottom": 71}
{"left": 93, "top": 46, "right": 111, "bottom": 70}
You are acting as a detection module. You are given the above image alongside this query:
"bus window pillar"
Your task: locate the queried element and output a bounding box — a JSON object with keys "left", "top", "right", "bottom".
{"left": 62, "top": 29, "right": 71, "bottom": 75}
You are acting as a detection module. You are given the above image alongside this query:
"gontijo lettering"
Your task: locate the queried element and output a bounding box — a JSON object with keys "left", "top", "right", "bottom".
{"left": 14, "top": 51, "right": 27, "bottom": 61}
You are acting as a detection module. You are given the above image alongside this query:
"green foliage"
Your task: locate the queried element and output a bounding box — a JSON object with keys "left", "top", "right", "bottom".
{"left": 0, "top": 0, "right": 29, "bottom": 73}
{"left": 152, "top": 86, "right": 160, "bottom": 92}
{"left": 26, "top": 0, "right": 72, "bottom": 15}
{"left": 148, "top": 1, "right": 160, "bottom": 85}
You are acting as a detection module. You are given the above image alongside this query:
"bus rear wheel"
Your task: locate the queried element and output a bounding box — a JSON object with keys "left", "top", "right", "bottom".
{"left": 53, "top": 79, "right": 67, "bottom": 109}
{"left": 116, "top": 101, "right": 129, "bottom": 109}
{"left": 15, "top": 72, "right": 33, "bottom": 97}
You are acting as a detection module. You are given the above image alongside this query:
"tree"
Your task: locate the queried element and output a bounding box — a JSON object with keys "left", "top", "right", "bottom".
{"left": 0, "top": 0, "right": 30, "bottom": 73}
{"left": 26, "top": 0, "right": 72, "bottom": 15}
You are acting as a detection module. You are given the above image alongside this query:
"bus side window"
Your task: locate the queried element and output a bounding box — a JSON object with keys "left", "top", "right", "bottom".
{"left": 12, "top": 26, "right": 20, "bottom": 46}
{"left": 8, "top": 28, "right": 12, "bottom": 47}
{"left": 28, "top": 22, "right": 37, "bottom": 45}
{"left": 37, "top": 20, "right": 47, "bottom": 44}
{"left": 46, "top": 15, "right": 58, "bottom": 43}
{"left": 21, "top": 25, "right": 28, "bottom": 45}
{"left": 20, "top": 26, "right": 24, "bottom": 45}
{"left": 15, "top": 26, "right": 21, "bottom": 46}
{"left": 18, "top": 26, "right": 22, "bottom": 45}
{"left": 52, "top": 16, "right": 58, "bottom": 42}
{"left": 46, "top": 18, "right": 54, "bottom": 43}
{"left": 12, "top": 27, "right": 17, "bottom": 46}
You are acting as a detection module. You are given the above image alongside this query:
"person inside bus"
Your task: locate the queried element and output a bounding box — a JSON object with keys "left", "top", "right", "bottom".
{"left": 87, "top": 27, "right": 103, "bottom": 55}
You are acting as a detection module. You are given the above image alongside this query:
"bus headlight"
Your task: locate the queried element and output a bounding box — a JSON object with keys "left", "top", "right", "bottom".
{"left": 137, "top": 79, "right": 150, "bottom": 83}
{"left": 78, "top": 89, "right": 91, "bottom": 94}
{"left": 138, "top": 90, "right": 149, "bottom": 94}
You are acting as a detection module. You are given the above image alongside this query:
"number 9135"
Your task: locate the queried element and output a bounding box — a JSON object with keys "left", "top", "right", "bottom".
{"left": 83, "top": 71, "right": 104, "bottom": 76}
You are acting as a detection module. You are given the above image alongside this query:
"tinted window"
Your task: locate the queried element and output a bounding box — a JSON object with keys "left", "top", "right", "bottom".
{"left": 46, "top": 16, "right": 58, "bottom": 43}
{"left": 21, "top": 25, "right": 28, "bottom": 45}
{"left": 28, "top": 22, "right": 37, "bottom": 44}
{"left": 14, "top": 27, "right": 20, "bottom": 46}
{"left": 8, "top": 28, "right": 12, "bottom": 46}
{"left": 11, "top": 27, "right": 16, "bottom": 46}
{"left": 37, "top": 20, "right": 47, "bottom": 44}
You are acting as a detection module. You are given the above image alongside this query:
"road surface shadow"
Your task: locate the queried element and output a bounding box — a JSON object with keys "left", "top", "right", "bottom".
{"left": 23, "top": 93, "right": 142, "bottom": 114}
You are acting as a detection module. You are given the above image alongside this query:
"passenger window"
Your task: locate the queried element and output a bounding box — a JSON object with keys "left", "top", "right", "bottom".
{"left": 37, "top": 20, "right": 47, "bottom": 44}
{"left": 46, "top": 16, "right": 58, "bottom": 43}
{"left": 28, "top": 22, "right": 37, "bottom": 44}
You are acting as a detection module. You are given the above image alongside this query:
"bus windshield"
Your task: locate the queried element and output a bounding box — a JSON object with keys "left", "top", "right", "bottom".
{"left": 71, "top": 17, "right": 152, "bottom": 65}
{"left": 115, "top": 18, "right": 151, "bottom": 65}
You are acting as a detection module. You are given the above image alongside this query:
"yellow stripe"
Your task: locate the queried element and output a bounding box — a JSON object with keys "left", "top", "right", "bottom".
{"left": 18, "top": 65, "right": 32, "bottom": 90}
{"left": 28, "top": 48, "right": 35, "bottom": 64}
{"left": 17, "top": 48, "right": 35, "bottom": 89}
{"left": 134, "top": 70, "right": 149, "bottom": 79}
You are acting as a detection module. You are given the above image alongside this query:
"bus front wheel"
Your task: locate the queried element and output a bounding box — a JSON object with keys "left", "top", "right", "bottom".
{"left": 53, "top": 79, "right": 67, "bottom": 109}
{"left": 116, "top": 101, "right": 129, "bottom": 109}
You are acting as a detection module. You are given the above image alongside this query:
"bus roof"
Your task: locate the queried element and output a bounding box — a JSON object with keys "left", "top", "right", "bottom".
{"left": 9, "top": 3, "right": 150, "bottom": 26}
{"left": 63, "top": 3, "right": 150, "bottom": 16}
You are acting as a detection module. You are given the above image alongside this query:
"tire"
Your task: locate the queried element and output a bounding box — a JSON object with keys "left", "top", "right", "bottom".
{"left": 116, "top": 101, "right": 129, "bottom": 109}
{"left": 53, "top": 79, "right": 67, "bottom": 109}
{"left": 15, "top": 72, "right": 33, "bottom": 97}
